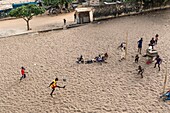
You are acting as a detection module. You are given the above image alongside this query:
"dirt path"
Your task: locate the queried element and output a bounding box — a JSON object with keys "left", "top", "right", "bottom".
{"left": 0, "top": 12, "right": 75, "bottom": 37}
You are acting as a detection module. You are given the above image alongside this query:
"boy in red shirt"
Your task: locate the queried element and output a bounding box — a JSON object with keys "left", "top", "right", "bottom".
{"left": 20, "top": 67, "right": 27, "bottom": 81}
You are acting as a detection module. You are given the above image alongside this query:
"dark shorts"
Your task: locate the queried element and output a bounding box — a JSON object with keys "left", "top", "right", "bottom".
{"left": 138, "top": 46, "right": 142, "bottom": 48}
{"left": 22, "top": 74, "right": 26, "bottom": 78}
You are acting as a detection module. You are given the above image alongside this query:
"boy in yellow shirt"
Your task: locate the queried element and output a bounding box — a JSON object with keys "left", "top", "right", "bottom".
{"left": 49, "top": 78, "right": 65, "bottom": 97}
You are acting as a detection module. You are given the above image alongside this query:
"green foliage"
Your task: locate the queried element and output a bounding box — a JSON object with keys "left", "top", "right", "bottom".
{"left": 124, "top": 0, "right": 169, "bottom": 7}
{"left": 9, "top": 4, "right": 45, "bottom": 30}
{"left": 9, "top": 4, "right": 45, "bottom": 20}
{"left": 124, "top": 0, "right": 168, "bottom": 4}
{"left": 43, "top": 0, "right": 59, "bottom": 6}
{"left": 43, "top": 0, "right": 72, "bottom": 7}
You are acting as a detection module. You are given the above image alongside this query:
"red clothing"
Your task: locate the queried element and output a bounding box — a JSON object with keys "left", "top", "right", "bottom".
{"left": 21, "top": 69, "right": 25, "bottom": 75}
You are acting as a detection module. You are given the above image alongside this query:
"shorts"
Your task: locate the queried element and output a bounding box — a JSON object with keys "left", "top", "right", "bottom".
{"left": 22, "top": 74, "right": 26, "bottom": 78}
{"left": 138, "top": 46, "right": 142, "bottom": 48}
{"left": 51, "top": 86, "right": 57, "bottom": 89}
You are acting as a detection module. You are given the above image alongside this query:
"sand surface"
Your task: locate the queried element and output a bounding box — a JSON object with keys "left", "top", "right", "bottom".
{"left": 0, "top": 9, "right": 170, "bottom": 113}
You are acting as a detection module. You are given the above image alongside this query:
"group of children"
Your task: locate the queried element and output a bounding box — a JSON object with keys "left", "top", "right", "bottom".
{"left": 125, "top": 34, "right": 161, "bottom": 78}
{"left": 77, "top": 53, "right": 108, "bottom": 64}
{"left": 147, "top": 34, "right": 162, "bottom": 71}
{"left": 19, "top": 34, "right": 163, "bottom": 98}
{"left": 19, "top": 53, "right": 109, "bottom": 97}
{"left": 135, "top": 34, "right": 162, "bottom": 78}
{"left": 137, "top": 34, "right": 159, "bottom": 54}
{"left": 135, "top": 35, "right": 169, "bottom": 102}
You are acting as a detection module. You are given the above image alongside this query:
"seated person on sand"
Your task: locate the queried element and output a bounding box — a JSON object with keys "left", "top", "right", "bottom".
{"left": 160, "top": 90, "right": 170, "bottom": 102}
{"left": 103, "top": 52, "right": 108, "bottom": 60}
{"left": 85, "top": 59, "right": 96, "bottom": 64}
{"left": 101, "top": 52, "right": 108, "bottom": 61}
{"left": 117, "top": 42, "right": 126, "bottom": 50}
{"left": 77, "top": 55, "right": 84, "bottom": 63}
{"left": 96, "top": 54, "right": 105, "bottom": 62}
{"left": 85, "top": 54, "right": 107, "bottom": 64}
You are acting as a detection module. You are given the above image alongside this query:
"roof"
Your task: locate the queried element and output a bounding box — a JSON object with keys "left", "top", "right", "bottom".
{"left": 104, "top": 1, "right": 122, "bottom": 5}
{"left": 75, "top": 7, "right": 93, "bottom": 13}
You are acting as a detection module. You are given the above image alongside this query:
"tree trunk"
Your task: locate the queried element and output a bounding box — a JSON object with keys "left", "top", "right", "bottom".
{"left": 60, "top": 4, "right": 63, "bottom": 13}
{"left": 26, "top": 20, "right": 30, "bottom": 30}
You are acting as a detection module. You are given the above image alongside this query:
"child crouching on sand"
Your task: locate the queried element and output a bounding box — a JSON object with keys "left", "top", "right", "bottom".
{"left": 160, "top": 90, "right": 170, "bottom": 102}
{"left": 77, "top": 55, "right": 84, "bottom": 64}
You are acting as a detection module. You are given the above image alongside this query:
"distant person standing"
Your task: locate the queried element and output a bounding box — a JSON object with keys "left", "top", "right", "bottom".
{"left": 20, "top": 67, "right": 27, "bottom": 81}
{"left": 63, "top": 19, "right": 66, "bottom": 25}
{"left": 119, "top": 47, "right": 126, "bottom": 62}
{"left": 137, "top": 38, "right": 143, "bottom": 54}
{"left": 74, "top": 13, "right": 76, "bottom": 22}
{"left": 155, "top": 34, "right": 159, "bottom": 44}
{"left": 150, "top": 38, "right": 155, "bottom": 48}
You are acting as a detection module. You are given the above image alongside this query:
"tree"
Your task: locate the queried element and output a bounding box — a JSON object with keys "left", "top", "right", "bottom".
{"left": 9, "top": 4, "right": 45, "bottom": 30}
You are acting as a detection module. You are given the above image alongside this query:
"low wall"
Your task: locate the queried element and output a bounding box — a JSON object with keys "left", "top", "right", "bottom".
{"left": 93, "top": 1, "right": 170, "bottom": 19}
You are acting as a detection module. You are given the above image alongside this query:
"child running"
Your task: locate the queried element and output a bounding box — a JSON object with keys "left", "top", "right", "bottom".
{"left": 154, "top": 55, "right": 162, "bottom": 71}
{"left": 20, "top": 66, "right": 27, "bottom": 81}
{"left": 137, "top": 65, "right": 144, "bottom": 78}
{"left": 49, "top": 78, "right": 65, "bottom": 97}
{"left": 135, "top": 54, "right": 139, "bottom": 63}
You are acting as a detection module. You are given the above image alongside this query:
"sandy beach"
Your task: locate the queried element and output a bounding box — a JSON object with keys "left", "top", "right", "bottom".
{"left": 0, "top": 9, "right": 170, "bottom": 113}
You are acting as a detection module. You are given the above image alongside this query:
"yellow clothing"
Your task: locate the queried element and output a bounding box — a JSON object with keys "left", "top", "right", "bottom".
{"left": 50, "top": 80, "right": 57, "bottom": 88}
